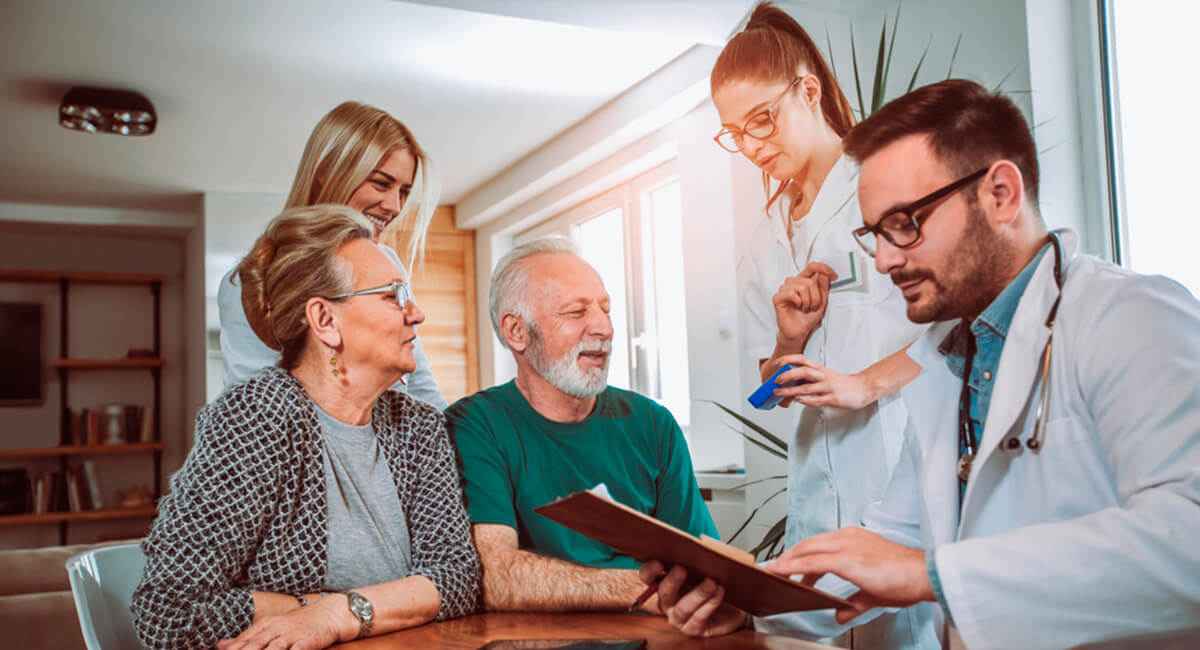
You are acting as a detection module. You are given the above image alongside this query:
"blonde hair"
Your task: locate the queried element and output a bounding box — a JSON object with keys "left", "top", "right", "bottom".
{"left": 284, "top": 101, "right": 440, "bottom": 269}
{"left": 237, "top": 204, "right": 373, "bottom": 369}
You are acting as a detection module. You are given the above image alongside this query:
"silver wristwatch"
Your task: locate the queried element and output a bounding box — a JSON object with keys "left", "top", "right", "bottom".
{"left": 344, "top": 591, "right": 374, "bottom": 639}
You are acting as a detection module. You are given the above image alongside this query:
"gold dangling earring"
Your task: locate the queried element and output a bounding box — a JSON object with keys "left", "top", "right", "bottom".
{"left": 329, "top": 351, "right": 340, "bottom": 378}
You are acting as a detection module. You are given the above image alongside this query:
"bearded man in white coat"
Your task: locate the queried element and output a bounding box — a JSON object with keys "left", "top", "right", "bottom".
{"left": 639, "top": 79, "right": 1200, "bottom": 649}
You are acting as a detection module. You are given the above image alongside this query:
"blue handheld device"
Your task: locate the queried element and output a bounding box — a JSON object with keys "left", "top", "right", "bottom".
{"left": 747, "top": 363, "right": 805, "bottom": 410}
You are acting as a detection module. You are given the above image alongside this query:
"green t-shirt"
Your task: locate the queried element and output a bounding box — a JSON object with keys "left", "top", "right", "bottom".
{"left": 447, "top": 380, "right": 718, "bottom": 569}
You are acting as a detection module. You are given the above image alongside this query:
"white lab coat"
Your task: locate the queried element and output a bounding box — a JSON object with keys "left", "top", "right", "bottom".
{"left": 766, "top": 230, "right": 1200, "bottom": 648}
{"left": 743, "top": 155, "right": 935, "bottom": 649}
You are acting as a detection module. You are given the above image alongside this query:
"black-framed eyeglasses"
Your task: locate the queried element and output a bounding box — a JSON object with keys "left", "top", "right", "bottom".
{"left": 713, "top": 77, "right": 803, "bottom": 153}
{"left": 329, "top": 279, "right": 413, "bottom": 306}
{"left": 852, "top": 167, "right": 990, "bottom": 257}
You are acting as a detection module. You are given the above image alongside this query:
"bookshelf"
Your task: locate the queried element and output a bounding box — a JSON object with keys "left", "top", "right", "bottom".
{"left": 0, "top": 268, "right": 165, "bottom": 545}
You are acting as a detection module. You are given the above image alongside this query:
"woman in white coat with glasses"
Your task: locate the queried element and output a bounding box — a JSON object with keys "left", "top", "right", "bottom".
{"left": 698, "top": 3, "right": 934, "bottom": 648}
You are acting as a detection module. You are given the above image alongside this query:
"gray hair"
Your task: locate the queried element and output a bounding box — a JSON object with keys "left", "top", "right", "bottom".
{"left": 489, "top": 236, "right": 581, "bottom": 350}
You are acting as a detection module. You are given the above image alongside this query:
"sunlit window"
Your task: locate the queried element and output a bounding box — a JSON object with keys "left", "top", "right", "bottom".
{"left": 1110, "top": 1, "right": 1200, "bottom": 297}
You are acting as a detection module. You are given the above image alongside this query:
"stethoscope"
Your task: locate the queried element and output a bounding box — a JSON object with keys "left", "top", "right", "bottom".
{"left": 957, "top": 233, "right": 1066, "bottom": 485}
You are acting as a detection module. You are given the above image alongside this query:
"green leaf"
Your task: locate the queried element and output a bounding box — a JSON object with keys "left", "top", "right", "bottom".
{"left": 727, "top": 486, "right": 788, "bottom": 544}
{"left": 946, "top": 33, "right": 962, "bottom": 79}
{"left": 750, "top": 517, "right": 788, "bottom": 557}
{"left": 721, "top": 423, "right": 786, "bottom": 461}
{"left": 907, "top": 34, "right": 932, "bottom": 93}
{"left": 870, "top": 17, "right": 888, "bottom": 114}
{"left": 881, "top": 2, "right": 902, "bottom": 103}
{"left": 730, "top": 474, "right": 788, "bottom": 490}
{"left": 704, "top": 400, "right": 788, "bottom": 452}
{"left": 992, "top": 65, "right": 1018, "bottom": 93}
{"left": 850, "top": 21, "right": 866, "bottom": 119}
{"left": 1032, "top": 117, "right": 1055, "bottom": 131}
{"left": 825, "top": 24, "right": 839, "bottom": 84}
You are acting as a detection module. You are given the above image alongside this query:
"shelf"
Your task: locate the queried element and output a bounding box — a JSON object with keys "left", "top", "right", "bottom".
{"left": 0, "top": 506, "right": 157, "bottom": 527}
{"left": 52, "top": 357, "right": 163, "bottom": 370}
{"left": 0, "top": 269, "right": 164, "bottom": 286}
{"left": 0, "top": 443, "right": 164, "bottom": 461}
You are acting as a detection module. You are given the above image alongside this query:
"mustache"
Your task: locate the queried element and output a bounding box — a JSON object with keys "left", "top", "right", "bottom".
{"left": 575, "top": 339, "right": 612, "bottom": 355}
{"left": 890, "top": 269, "right": 932, "bottom": 285}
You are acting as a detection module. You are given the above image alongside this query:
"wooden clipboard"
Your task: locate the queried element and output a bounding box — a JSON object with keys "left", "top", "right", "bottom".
{"left": 534, "top": 490, "right": 853, "bottom": 616}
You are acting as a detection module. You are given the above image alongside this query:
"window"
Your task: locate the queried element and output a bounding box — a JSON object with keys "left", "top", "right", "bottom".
{"left": 1106, "top": 0, "right": 1200, "bottom": 297}
{"left": 517, "top": 162, "right": 692, "bottom": 427}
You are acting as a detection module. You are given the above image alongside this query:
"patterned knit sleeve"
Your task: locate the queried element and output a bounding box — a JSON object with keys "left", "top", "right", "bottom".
{"left": 130, "top": 395, "right": 281, "bottom": 649}
{"left": 405, "top": 407, "right": 483, "bottom": 620}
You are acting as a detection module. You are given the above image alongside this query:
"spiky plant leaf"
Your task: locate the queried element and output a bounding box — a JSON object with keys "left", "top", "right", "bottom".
{"left": 705, "top": 400, "right": 788, "bottom": 451}
{"left": 992, "top": 65, "right": 1019, "bottom": 93}
{"left": 727, "top": 486, "right": 787, "bottom": 544}
{"left": 947, "top": 33, "right": 962, "bottom": 79}
{"left": 721, "top": 423, "right": 787, "bottom": 461}
{"left": 825, "top": 24, "right": 839, "bottom": 84}
{"left": 750, "top": 517, "right": 788, "bottom": 557}
{"left": 871, "top": 17, "right": 888, "bottom": 113}
{"left": 850, "top": 22, "right": 866, "bottom": 119}
{"left": 907, "top": 34, "right": 932, "bottom": 93}
{"left": 881, "top": 2, "right": 902, "bottom": 102}
{"left": 730, "top": 475, "right": 788, "bottom": 490}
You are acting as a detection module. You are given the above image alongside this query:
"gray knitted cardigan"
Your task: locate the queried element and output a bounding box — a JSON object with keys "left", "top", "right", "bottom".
{"left": 130, "top": 368, "right": 481, "bottom": 649}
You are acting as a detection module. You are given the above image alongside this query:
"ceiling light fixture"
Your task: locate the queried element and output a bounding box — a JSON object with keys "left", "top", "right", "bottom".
{"left": 59, "top": 86, "right": 157, "bottom": 136}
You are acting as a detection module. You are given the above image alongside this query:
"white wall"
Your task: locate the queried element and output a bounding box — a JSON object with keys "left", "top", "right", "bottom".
{"left": 0, "top": 225, "right": 189, "bottom": 548}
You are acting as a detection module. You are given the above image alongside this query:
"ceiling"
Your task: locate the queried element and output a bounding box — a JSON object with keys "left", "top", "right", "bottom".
{"left": 0, "top": 0, "right": 752, "bottom": 214}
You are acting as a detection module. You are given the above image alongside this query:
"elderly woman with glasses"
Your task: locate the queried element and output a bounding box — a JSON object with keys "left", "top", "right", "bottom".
{"left": 131, "top": 205, "right": 481, "bottom": 650}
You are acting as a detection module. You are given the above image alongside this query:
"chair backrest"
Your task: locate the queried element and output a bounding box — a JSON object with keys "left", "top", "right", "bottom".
{"left": 66, "top": 542, "right": 146, "bottom": 650}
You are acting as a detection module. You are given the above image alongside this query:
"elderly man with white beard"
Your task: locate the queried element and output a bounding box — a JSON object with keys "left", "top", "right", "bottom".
{"left": 447, "top": 237, "right": 718, "bottom": 615}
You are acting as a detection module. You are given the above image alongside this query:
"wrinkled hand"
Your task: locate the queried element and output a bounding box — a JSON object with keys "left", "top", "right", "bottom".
{"left": 770, "top": 354, "right": 874, "bottom": 411}
{"left": 766, "top": 527, "right": 933, "bottom": 624}
{"left": 639, "top": 562, "right": 748, "bottom": 637}
{"left": 218, "top": 593, "right": 355, "bottom": 650}
{"left": 772, "top": 262, "right": 837, "bottom": 349}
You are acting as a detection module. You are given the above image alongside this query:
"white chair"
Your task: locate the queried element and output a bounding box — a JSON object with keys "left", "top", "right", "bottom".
{"left": 66, "top": 542, "right": 146, "bottom": 650}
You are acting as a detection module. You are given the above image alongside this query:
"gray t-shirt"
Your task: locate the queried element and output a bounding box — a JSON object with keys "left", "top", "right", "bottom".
{"left": 314, "top": 403, "right": 412, "bottom": 592}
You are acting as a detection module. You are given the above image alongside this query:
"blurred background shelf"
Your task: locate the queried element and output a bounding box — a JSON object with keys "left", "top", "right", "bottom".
{"left": 0, "top": 506, "right": 157, "bottom": 527}
{"left": 0, "top": 443, "right": 164, "bottom": 461}
{"left": 51, "top": 357, "right": 162, "bottom": 370}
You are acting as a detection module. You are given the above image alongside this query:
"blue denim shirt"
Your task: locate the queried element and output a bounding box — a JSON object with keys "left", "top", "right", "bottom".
{"left": 926, "top": 244, "right": 1049, "bottom": 621}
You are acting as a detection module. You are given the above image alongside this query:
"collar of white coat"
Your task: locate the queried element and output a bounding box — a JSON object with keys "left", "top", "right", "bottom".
{"left": 908, "top": 228, "right": 1080, "bottom": 525}
{"left": 770, "top": 153, "right": 859, "bottom": 253}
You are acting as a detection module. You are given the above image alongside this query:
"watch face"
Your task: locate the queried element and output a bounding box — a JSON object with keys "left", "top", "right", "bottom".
{"left": 349, "top": 592, "right": 374, "bottom": 621}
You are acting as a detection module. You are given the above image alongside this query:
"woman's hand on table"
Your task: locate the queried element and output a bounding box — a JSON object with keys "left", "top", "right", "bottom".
{"left": 218, "top": 592, "right": 357, "bottom": 650}
{"left": 639, "top": 562, "right": 749, "bottom": 637}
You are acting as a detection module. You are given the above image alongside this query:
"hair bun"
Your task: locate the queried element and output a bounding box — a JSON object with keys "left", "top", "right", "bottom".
{"left": 237, "top": 236, "right": 282, "bottom": 350}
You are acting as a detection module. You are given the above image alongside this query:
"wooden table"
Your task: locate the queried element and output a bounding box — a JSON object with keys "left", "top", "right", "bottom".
{"left": 337, "top": 612, "right": 828, "bottom": 649}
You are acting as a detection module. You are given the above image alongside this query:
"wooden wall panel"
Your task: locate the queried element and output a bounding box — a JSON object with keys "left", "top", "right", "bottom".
{"left": 405, "top": 206, "right": 478, "bottom": 403}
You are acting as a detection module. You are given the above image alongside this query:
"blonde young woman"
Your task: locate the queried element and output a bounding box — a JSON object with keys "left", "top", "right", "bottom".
{"left": 218, "top": 101, "right": 447, "bottom": 408}
{"left": 133, "top": 205, "right": 480, "bottom": 649}
{"left": 639, "top": 4, "right": 936, "bottom": 648}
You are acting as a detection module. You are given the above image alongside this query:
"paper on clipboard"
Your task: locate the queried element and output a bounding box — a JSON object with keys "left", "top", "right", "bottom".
{"left": 534, "top": 489, "right": 852, "bottom": 617}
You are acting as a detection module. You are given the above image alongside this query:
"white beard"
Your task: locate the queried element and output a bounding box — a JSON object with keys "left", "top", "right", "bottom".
{"left": 528, "top": 332, "right": 611, "bottom": 399}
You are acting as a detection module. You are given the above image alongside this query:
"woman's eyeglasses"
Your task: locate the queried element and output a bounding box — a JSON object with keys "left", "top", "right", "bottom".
{"left": 851, "top": 167, "right": 990, "bottom": 257}
{"left": 713, "top": 77, "right": 803, "bottom": 153}
{"left": 330, "top": 280, "right": 413, "bottom": 306}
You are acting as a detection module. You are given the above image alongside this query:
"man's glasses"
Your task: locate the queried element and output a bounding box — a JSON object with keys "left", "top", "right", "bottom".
{"left": 851, "top": 167, "right": 989, "bottom": 257}
{"left": 330, "top": 279, "right": 413, "bottom": 307}
{"left": 713, "top": 77, "right": 803, "bottom": 153}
